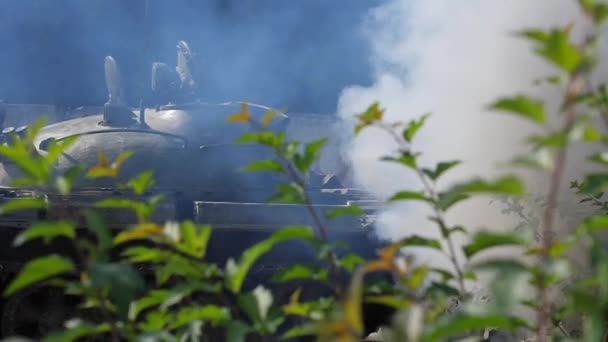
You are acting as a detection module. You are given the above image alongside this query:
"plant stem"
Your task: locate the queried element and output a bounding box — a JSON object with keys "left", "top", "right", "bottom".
{"left": 536, "top": 74, "right": 584, "bottom": 342}
{"left": 379, "top": 123, "right": 466, "bottom": 294}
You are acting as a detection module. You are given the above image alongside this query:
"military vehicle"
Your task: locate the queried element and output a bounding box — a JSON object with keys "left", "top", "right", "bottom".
{"left": 0, "top": 41, "right": 389, "bottom": 339}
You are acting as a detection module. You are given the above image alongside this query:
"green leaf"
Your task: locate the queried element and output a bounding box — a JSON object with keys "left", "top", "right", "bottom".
{"left": 13, "top": 221, "right": 75, "bottom": 246}
{"left": 404, "top": 113, "right": 431, "bottom": 143}
{"left": 422, "top": 313, "right": 527, "bottom": 341}
{"left": 422, "top": 160, "right": 462, "bottom": 181}
{"left": 407, "top": 266, "right": 429, "bottom": 289}
{"left": 520, "top": 28, "right": 581, "bottom": 73}
{"left": 0, "top": 197, "right": 47, "bottom": 214}
{"left": 226, "top": 320, "right": 252, "bottom": 342}
{"left": 225, "top": 226, "right": 314, "bottom": 293}
{"left": 490, "top": 96, "right": 546, "bottom": 123}
{"left": 340, "top": 253, "right": 366, "bottom": 272}
{"left": 236, "top": 131, "right": 284, "bottom": 149}
{"left": 448, "top": 176, "right": 526, "bottom": 197}
{"left": 388, "top": 190, "right": 432, "bottom": 203}
{"left": 269, "top": 182, "right": 305, "bottom": 204}
{"left": 425, "top": 282, "right": 460, "bottom": 297}
{"left": 89, "top": 262, "right": 145, "bottom": 320}
{"left": 272, "top": 264, "right": 329, "bottom": 282}
{"left": 128, "top": 171, "right": 156, "bottom": 196}
{"left": 43, "top": 319, "right": 111, "bottom": 342}
{"left": 576, "top": 215, "right": 608, "bottom": 236}
{"left": 177, "top": 221, "right": 212, "bottom": 259}
{"left": 113, "top": 223, "right": 164, "bottom": 245}
{"left": 294, "top": 138, "right": 327, "bottom": 174}
{"left": 580, "top": 174, "right": 608, "bottom": 194}
{"left": 528, "top": 132, "right": 567, "bottom": 148}
{"left": 589, "top": 152, "right": 608, "bottom": 166}
{"left": 470, "top": 259, "right": 529, "bottom": 273}
{"left": 84, "top": 210, "right": 112, "bottom": 262}
{"left": 398, "top": 235, "right": 442, "bottom": 250}
{"left": 129, "top": 289, "right": 171, "bottom": 320}
{"left": 168, "top": 305, "right": 230, "bottom": 330}
{"left": 463, "top": 231, "right": 528, "bottom": 258}
{"left": 280, "top": 323, "right": 318, "bottom": 340}
{"left": 95, "top": 198, "right": 151, "bottom": 220}
{"left": 325, "top": 204, "right": 364, "bottom": 219}
{"left": 242, "top": 159, "right": 284, "bottom": 173}
{"left": 4, "top": 255, "right": 75, "bottom": 296}
{"left": 381, "top": 152, "right": 418, "bottom": 169}
{"left": 436, "top": 192, "right": 470, "bottom": 211}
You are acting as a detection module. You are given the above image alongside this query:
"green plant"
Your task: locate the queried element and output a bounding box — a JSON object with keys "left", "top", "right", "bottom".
{"left": 1, "top": 0, "right": 608, "bottom": 341}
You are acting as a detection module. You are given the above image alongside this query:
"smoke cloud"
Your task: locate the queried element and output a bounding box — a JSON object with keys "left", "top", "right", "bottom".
{"left": 336, "top": 0, "right": 604, "bottom": 269}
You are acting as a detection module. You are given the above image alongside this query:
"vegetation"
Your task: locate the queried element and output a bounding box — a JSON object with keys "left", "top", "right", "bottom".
{"left": 1, "top": 0, "right": 608, "bottom": 340}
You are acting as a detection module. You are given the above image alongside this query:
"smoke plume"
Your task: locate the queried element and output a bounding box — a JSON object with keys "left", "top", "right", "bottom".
{"left": 336, "top": 0, "right": 604, "bottom": 269}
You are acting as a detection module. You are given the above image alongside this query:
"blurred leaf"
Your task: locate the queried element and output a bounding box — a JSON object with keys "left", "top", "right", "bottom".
{"left": 272, "top": 264, "right": 329, "bottom": 282}
{"left": 236, "top": 131, "right": 285, "bottom": 149}
{"left": 340, "top": 253, "right": 366, "bottom": 273}
{"left": 89, "top": 262, "right": 145, "bottom": 320}
{"left": 403, "top": 113, "right": 430, "bottom": 143}
{"left": 325, "top": 205, "right": 364, "bottom": 219}
{"left": 4, "top": 255, "right": 75, "bottom": 296}
{"left": 343, "top": 268, "right": 365, "bottom": 336}
{"left": 422, "top": 160, "right": 462, "bottom": 181}
{"left": 113, "top": 223, "right": 164, "bottom": 245}
{"left": 447, "top": 176, "right": 525, "bottom": 197}
{"left": 129, "top": 289, "right": 171, "bottom": 320}
{"left": 13, "top": 221, "right": 75, "bottom": 246}
{"left": 43, "top": 319, "right": 111, "bottom": 342}
{"left": 177, "top": 221, "right": 212, "bottom": 259}
{"left": 355, "top": 103, "right": 384, "bottom": 134}
{"left": 408, "top": 266, "right": 429, "bottom": 289}
{"left": 128, "top": 171, "right": 156, "bottom": 196}
{"left": 590, "top": 152, "right": 608, "bottom": 166}
{"left": 261, "top": 110, "right": 277, "bottom": 128}
{"left": 381, "top": 152, "right": 418, "bottom": 169}
{"left": 84, "top": 210, "right": 112, "bottom": 262}
{"left": 225, "top": 226, "right": 314, "bottom": 293}
{"left": 226, "top": 102, "right": 251, "bottom": 123}
{"left": 490, "top": 96, "right": 546, "bottom": 123}
{"left": 388, "top": 190, "right": 432, "bottom": 203}
{"left": 44, "top": 135, "right": 78, "bottom": 166}
{"left": 464, "top": 231, "right": 527, "bottom": 258}
{"left": 436, "top": 192, "right": 471, "bottom": 211}
{"left": 510, "top": 149, "right": 554, "bottom": 170}
{"left": 226, "top": 320, "right": 252, "bottom": 342}
{"left": 168, "top": 305, "right": 230, "bottom": 330}
{"left": 471, "top": 259, "right": 528, "bottom": 273}
{"left": 521, "top": 28, "right": 582, "bottom": 72}
{"left": 269, "top": 182, "right": 306, "bottom": 204}
{"left": 294, "top": 138, "right": 327, "bottom": 174}
{"left": 425, "top": 282, "right": 460, "bottom": 297}
{"left": 242, "top": 159, "right": 284, "bottom": 173}
{"left": 95, "top": 198, "right": 150, "bottom": 220}
{"left": 583, "top": 126, "right": 601, "bottom": 142}
{"left": 364, "top": 295, "right": 411, "bottom": 309}
{"left": 580, "top": 174, "right": 608, "bottom": 194}
{"left": 528, "top": 132, "right": 567, "bottom": 148}
{"left": 280, "top": 324, "right": 318, "bottom": 340}
{"left": 576, "top": 215, "right": 608, "bottom": 236}
{"left": 422, "top": 313, "right": 527, "bottom": 341}
{"left": 399, "top": 235, "right": 442, "bottom": 250}
{"left": 0, "top": 197, "right": 47, "bottom": 214}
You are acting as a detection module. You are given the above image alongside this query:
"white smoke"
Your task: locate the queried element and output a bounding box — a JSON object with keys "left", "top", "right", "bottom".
{"left": 336, "top": 0, "right": 602, "bottom": 269}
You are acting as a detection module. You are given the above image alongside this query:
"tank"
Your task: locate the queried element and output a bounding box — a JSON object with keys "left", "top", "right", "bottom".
{"left": 0, "top": 41, "right": 388, "bottom": 339}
